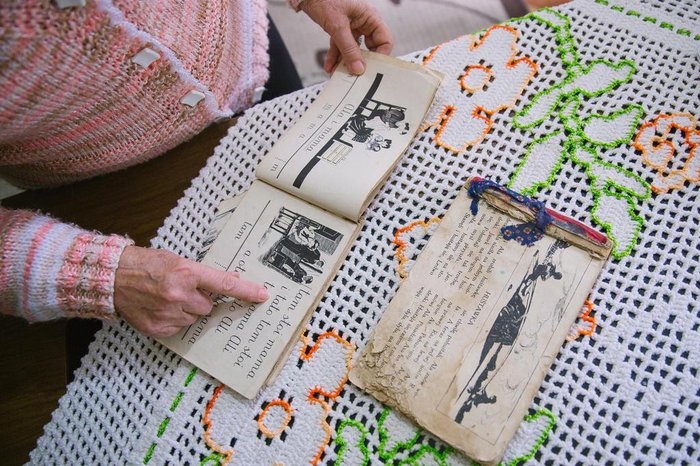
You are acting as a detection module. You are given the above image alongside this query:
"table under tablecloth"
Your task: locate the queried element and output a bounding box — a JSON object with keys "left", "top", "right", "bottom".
{"left": 31, "top": 0, "right": 699, "bottom": 464}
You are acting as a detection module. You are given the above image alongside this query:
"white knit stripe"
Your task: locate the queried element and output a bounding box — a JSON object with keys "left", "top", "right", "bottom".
{"left": 225, "top": 1, "right": 255, "bottom": 110}
{"left": 6, "top": 215, "right": 52, "bottom": 319}
{"left": 94, "top": 0, "right": 232, "bottom": 120}
{"left": 25, "top": 222, "right": 83, "bottom": 321}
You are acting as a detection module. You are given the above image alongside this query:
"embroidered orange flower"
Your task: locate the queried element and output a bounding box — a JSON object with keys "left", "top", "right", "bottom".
{"left": 634, "top": 113, "right": 700, "bottom": 194}
{"left": 422, "top": 25, "right": 537, "bottom": 153}
{"left": 201, "top": 332, "right": 354, "bottom": 465}
{"left": 566, "top": 300, "right": 596, "bottom": 341}
{"left": 257, "top": 399, "right": 294, "bottom": 438}
{"left": 392, "top": 217, "right": 441, "bottom": 278}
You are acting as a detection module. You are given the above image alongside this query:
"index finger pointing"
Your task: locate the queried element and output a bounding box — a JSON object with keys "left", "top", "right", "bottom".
{"left": 193, "top": 263, "right": 269, "bottom": 303}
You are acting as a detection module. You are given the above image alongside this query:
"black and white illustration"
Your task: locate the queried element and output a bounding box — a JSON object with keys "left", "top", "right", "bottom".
{"left": 448, "top": 240, "right": 570, "bottom": 424}
{"left": 292, "top": 73, "right": 409, "bottom": 188}
{"left": 259, "top": 208, "right": 344, "bottom": 284}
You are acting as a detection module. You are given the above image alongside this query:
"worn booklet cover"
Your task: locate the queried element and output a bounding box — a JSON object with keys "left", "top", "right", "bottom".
{"left": 159, "top": 52, "right": 442, "bottom": 399}
{"left": 350, "top": 179, "right": 612, "bottom": 464}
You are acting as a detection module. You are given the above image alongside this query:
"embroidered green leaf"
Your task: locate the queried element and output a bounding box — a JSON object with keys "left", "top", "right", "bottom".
{"left": 592, "top": 190, "right": 645, "bottom": 259}
{"left": 513, "top": 84, "right": 566, "bottom": 129}
{"left": 531, "top": 8, "right": 570, "bottom": 29}
{"left": 378, "top": 409, "right": 422, "bottom": 461}
{"left": 569, "top": 145, "right": 650, "bottom": 257}
{"left": 588, "top": 160, "right": 650, "bottom": 199}
{"left": 514, "top": 60, "right": 635, "bottom": 129}
{"left": 560, "top": 60, "right": 635, "bottom": 97}
{"left": 582, "top": 105, "right": 645, "bottom": 148}
{"left": 509, "top": 131, "right": 567, "bottom": 195}
{"left": 570, "top": 144, "right": 597, "bottom": 164}
{"left": 560, "top": 96, "right": 582, "bottom": 133}
{"left": 335, "top": 419, "right": 370, "bottom": 466}
{"left": 398, "top": 445, "right": 454, "bottom": 465}
{"left": 334, "top": 408, "right": 455, "bottom": 465}
{"left": 200, "top": 452, "right": 225, "bottom": 466}
{"left": 502, "top": 408, "right": 557, "bottom": 466}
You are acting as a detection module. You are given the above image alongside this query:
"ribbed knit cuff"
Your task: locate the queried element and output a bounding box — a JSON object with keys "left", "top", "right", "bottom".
{"left": 58, "top": 233, "right": 134, "bottom": 320}
{"left": 0, "top": 208, "right": 134, "bottom": 322}
{"left": 288, "top": 0, "right": 304, "bottom": 12}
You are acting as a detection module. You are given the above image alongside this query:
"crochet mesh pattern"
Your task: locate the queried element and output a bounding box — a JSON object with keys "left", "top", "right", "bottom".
{"left": 31, "top": 1, "right": 698, "bottom": 464}
{"left": 637, "top": 0, "right": 700, "bottom": 24}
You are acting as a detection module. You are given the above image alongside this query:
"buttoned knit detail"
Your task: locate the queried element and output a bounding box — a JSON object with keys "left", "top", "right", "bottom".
{"left": 0, "top": 0, "right": 269, "bottom": 188}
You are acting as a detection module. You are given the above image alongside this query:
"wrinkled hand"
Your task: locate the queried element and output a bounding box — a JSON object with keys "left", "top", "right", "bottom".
{"left": 301, "top": 0, "right": 393, "bottom": 75}
{"left": 114, "top": 246, "right": 268, "bottom": 338}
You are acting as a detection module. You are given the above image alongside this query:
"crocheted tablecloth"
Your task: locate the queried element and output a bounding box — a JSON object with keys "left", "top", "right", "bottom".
{"left": 31, "top": 1, "right": 699, "bottom": 464}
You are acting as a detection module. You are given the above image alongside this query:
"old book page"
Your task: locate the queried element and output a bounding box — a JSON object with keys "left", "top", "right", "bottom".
{"left": 160, "top": 181, "right": 358, "bottom": 399}
{"left": 350, "top": 184, "right": 610, "bottom": 464}
{"left": 256, "top": 51, "right": 442, "bottom": 221}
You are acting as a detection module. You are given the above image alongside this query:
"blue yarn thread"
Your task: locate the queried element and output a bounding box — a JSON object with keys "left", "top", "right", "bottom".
{"left": 467, "top": 179, "right": 553, "bottom": 246}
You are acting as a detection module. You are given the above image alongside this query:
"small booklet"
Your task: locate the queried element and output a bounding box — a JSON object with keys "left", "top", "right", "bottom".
{"left": 349, "top": 178, "right": 612, "bottom": 464}
{"left": 159, "top": 52, "right": 442, "bottom": 399}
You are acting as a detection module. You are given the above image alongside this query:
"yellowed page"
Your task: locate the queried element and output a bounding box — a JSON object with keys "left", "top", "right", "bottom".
{"left": 160, "top": 181, "right": 357, "bottom": 399}
{"left": 350, "top": 186, "right": 609, "bottom": 464}
{"left": 195, "top": 195, "right": 243, "bottom": 261}
{"left": 257, "top": 51, "right": 442, "bottom": 221}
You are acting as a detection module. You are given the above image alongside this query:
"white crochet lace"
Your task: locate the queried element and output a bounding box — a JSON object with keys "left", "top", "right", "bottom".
{"left": 31, "top": 1, "right": 698, "bottom": 464}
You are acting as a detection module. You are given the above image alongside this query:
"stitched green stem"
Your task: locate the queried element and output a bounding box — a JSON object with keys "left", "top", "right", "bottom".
{"left": 143, "top": 368, "right": 198, "bottom": 464}
{"left": 594, "top": 0, "right": 699, "bottom": 40}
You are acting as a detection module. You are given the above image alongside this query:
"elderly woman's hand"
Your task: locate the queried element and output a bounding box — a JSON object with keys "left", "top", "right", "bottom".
{"left": 114, "top": 246, "right": 269, "bottom": 338}
{"left": 300, "top": 0, "right": 393, "bottom": 75}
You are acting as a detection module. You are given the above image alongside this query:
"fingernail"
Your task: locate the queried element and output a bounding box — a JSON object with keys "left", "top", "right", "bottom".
{"left": 258, "top": 288, "right": 269, "bottom": 302}
{"left": 349, "top": 60, "right": 365, "bottom": 75}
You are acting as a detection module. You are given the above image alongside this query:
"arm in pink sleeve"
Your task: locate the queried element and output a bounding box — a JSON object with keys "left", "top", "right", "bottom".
{"left": 0, "top": 207, "right": 133, "bottom": 322}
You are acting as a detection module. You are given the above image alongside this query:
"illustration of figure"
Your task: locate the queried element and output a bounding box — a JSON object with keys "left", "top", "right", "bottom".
{"left": 271, "top": 255, "right": 313, "bottom": 284}
{"left": 366, "top": 133, "right": 392, "bottom": 152}
{"left": 346, "top": 108, "right": 407, "bottom": 144}
{"left": 293, "top": 73, "right": 411, "bottom": 187}
{"left": 454, "top": 241, "right": 567, "bottom": 424}
{"left": 281, "top": 223, "right": 324, "bottom": 269}
{"left": 349, "top": 108, "right": 409, "bottom": 151}
{"left": 261, "top": 210, "right": 343, "bottom": 285}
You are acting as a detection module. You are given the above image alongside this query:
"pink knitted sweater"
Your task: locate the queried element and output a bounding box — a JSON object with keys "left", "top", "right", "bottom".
{"left": 0, "top": 0, "right": 269, "bottom": 321}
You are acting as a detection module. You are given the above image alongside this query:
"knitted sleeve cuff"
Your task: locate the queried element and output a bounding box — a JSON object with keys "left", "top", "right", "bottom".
{"left": 0, "top": 208, "right": 134, "bottom": 322}
{"left": 288, "top": 0, "right": 304, "bottom": 12}
{"left": 58, "top": 232, "right": 134, "bottom": 320}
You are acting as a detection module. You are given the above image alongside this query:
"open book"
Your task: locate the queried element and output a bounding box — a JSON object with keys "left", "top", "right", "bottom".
{"left": 159, "top": 52, "right": 442, "bottom": 399}
{"left": 349, "top": 178, "right": 612, "bottom": 464}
